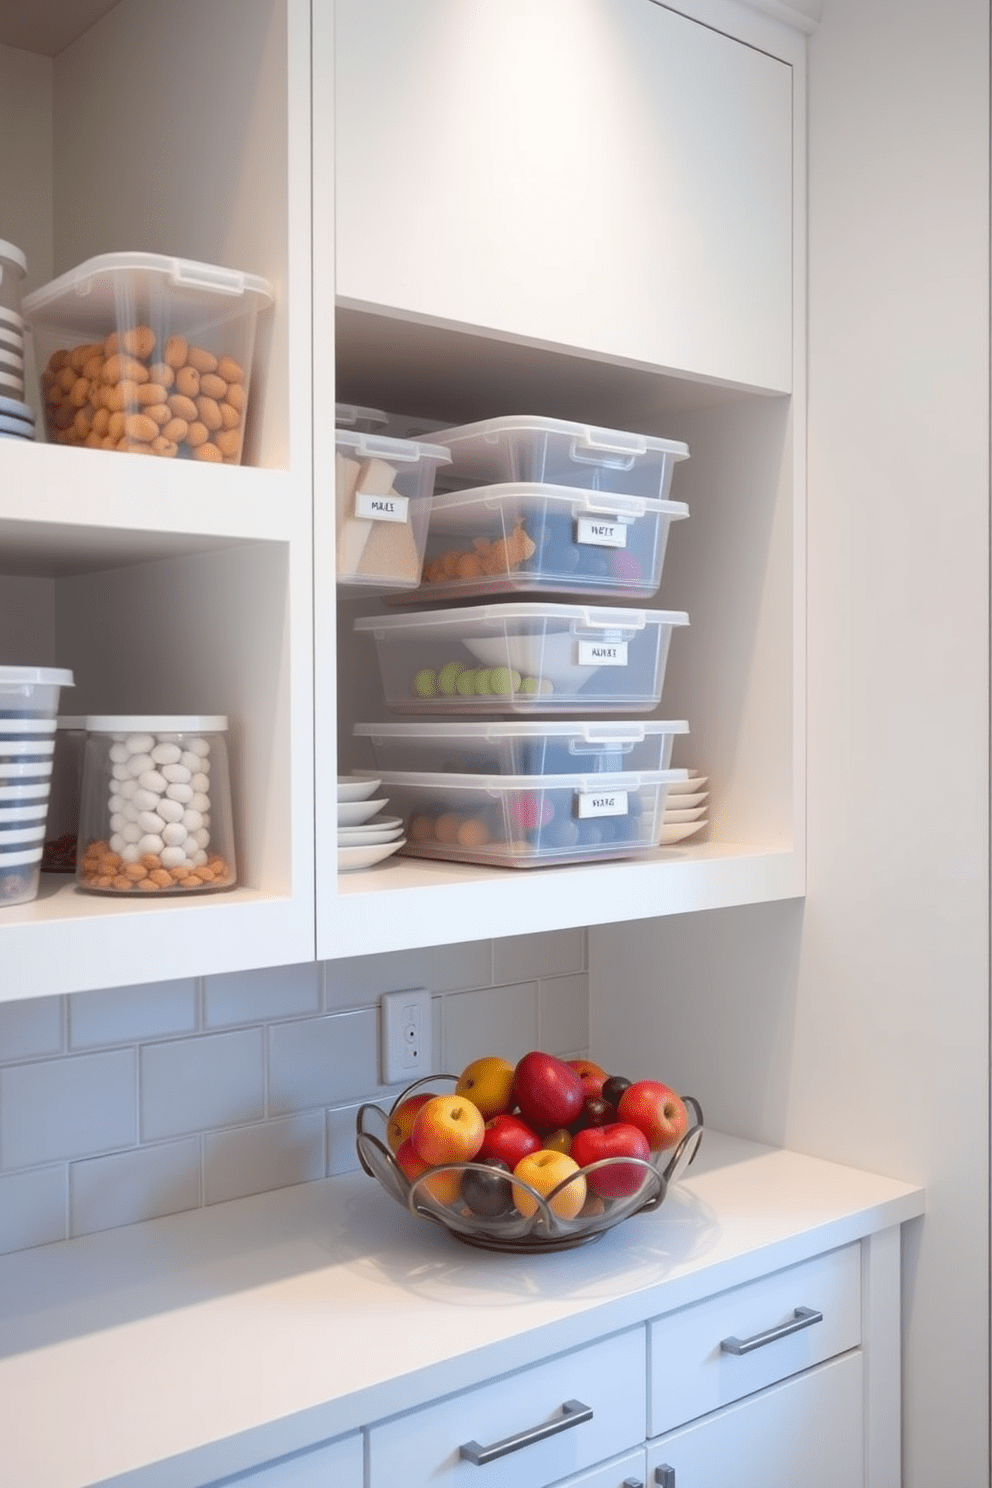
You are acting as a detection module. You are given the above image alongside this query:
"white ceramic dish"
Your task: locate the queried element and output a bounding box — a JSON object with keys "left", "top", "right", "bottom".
{"left": 337, "top": 815, "right": 403, "bottom": 839}
{"left": 337, "top": 776, "right": 382, "bottom": 803}
{"left": 663, "top": 804, "right": 708, "bottom": 823}
{"left": 666, "top": 774, "right": 707, "bottom": 794}
{"left": 338, "top": 838, "right": 406, "bottom": 871}
{"left": 663, "top": 789, "right": 707, "bottom": 809}
{"left": 658, "top": 819, "right": 707, "bottom": 845}
{"left": 337, "top": 824, "right": 405, "bottom": 847}
{"left": 337, "top": 796, "right": 389, "bottom": 827}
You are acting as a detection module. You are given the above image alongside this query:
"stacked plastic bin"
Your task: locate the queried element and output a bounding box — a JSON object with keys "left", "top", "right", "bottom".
{"left": 352, "top": 415, "right": 694, "bottom": 869}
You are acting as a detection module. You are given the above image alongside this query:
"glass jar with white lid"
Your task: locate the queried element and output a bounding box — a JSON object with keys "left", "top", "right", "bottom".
{"left": 76, "top": 716, "right": 236, "bottom": 895}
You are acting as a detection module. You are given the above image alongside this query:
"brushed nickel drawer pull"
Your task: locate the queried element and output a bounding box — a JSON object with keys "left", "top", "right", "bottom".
{"left": 459, "top": 1398, "right": 593, "bottom": 1465}
{"left": 655, "top": 1468, "right": 676, "bottom": 1488}
{"left": 720, "top": 1305, "right": 823, "bottom": 1355}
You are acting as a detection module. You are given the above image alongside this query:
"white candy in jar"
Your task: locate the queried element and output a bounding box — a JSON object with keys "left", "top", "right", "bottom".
{"left": 101, "top": 727, "right": 215, "bottom": 872}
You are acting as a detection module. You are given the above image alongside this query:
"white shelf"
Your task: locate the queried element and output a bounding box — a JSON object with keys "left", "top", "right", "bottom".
{"left": 0, "top": 881, "right": 311, "bottom": 998}
{"left": 329, "top": 843, "right": 801, "bottom": 955}
{"left": 0, "top": 443, "right": 303, "bottom": 575}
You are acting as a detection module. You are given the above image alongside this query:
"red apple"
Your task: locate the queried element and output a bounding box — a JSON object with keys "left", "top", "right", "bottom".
{"left": 393, "top": 1138, "right": 461, "bottom": 1206}
{"left": 617, "top": 1081, "right": 689, "bottom": 1153}
{"left": 513, "top": 1051, "right": 585, "bottom": 1134}
{"left": 571, "top": 1121, "right": 652, "bottom": 1198}
{"left": 411, "top": 1094, "right": 485, "bottom": 1166}
{"left": 387, "top": 1091, "right": 436, "bottom": 1152}
{"left": 567, "top": 1058, "right": 609, "bottom": 1101}
{"left": 478, "top": 1112, "right": 542, "bottom": 1170}
{"left": 512, "top": 1149, "right": 587, "bottom": 1219}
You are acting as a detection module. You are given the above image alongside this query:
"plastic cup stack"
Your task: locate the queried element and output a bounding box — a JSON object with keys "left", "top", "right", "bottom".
{"left": 0, "top": 666, "right": 75, "bottom": 906}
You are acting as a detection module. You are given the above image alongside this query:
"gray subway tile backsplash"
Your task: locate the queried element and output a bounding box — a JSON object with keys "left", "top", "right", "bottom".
{"left": 0, "top": 931, "right": 587, "bottom": 1255}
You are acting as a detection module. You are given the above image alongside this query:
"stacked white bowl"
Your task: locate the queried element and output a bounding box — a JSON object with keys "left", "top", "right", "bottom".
{"left": 659, "top": 772, "right": 708, "bottom": 844}
{"left": 337, "top": 776, "right": 405, "bottom": 872}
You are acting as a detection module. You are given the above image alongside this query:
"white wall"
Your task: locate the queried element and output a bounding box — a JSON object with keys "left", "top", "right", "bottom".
{"left": 592, "top": 1, "right": 990, "bottom": 1484}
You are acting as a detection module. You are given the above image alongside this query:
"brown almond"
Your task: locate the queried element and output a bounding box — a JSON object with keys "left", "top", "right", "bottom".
{"left": 224, "top": 382, "right": 246, "bottom": 413}
{"left": 193, "top": 441, "right": 223, "bottom": 463}
{"left": 168, "top": 393, "right": 198, "bottom": 422}
{"left": 162, "top": 417, "right": 189, "bottom": 442}
{"left": 148, "top": 361, "right": 175, "bottom": 389}
{"left": 199, "top": 372, "right": 227, "bottom": 400}
{"left": 124, "top": 413, "right": 158, "bottom": 442}
{"left": 164, "top": 335, "right": 188, "bottom": 369}
{"left": 121, "top": 325, "right": 156, "bottom": 360}
{"left": 186, "top": 420, "right": 209, "bottom": 448}
{"left": 186, "top": 344, "right": 217, "bottom": 374}
{"left": 195, "top": 395, "right": 222, "bottom": 431}
{"left": 215, "top": 428, "right": 241, "bottom": 458}
{"left": 136, "top": 381, "right": 167, "bottom": 406}
{"left": 151, "top": 435, "right": 179, "bottom": 458}
{"left": 174, "top": 365, "right": 200, "bottom": 399}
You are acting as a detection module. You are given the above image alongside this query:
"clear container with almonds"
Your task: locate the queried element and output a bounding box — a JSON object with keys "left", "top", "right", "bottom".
{"left": 22, "top": 253, "right": 273, "bottom": 464}
{"left": 77, "top": 716, "right": 237, "bottom": 896}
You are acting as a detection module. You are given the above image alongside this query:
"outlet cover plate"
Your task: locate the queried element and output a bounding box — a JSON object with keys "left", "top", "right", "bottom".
{"left": 381, "top": 987, "right": 433, "bottom": 1086}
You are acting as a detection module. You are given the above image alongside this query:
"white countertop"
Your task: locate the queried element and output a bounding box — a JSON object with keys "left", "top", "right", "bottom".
{"left": 0, "top": 1132, "right": 923, "bottom": 1488}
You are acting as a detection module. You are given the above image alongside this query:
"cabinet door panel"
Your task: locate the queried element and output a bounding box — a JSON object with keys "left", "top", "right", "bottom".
{"left": 648, "top": 1242, "right": 861, "bottom": 1435}
{"left": 554, "top": 1445, "right": 648, "bottom": 1487}
{"left": 646, "top": 1352, "right": 864, "bottom": 1488}
{"left": 368, "top": 1327, "right": 645, "bottom": 1488}
{"left": 335, "top": 0, "right": 793, "bottom": 392}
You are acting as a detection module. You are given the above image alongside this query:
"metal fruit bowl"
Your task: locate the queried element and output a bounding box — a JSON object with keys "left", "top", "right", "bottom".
{"left": 355, "top": 1075, "right": 704, "bottom": 1254}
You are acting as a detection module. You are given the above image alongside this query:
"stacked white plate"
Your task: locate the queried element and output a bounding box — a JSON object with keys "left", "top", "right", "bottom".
{"left": 337, "top": 776, "right": 406, "bottom": 870}
{"left": 659, "top": 773, "right": 708, "bottom": 845}
{"left": 0, "top": 391, "right": 36, "bottom": 443}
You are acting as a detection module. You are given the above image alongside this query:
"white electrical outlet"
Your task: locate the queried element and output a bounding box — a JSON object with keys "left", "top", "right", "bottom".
{"left": 381, "top": 987, "right": 433, "bottom": 1086}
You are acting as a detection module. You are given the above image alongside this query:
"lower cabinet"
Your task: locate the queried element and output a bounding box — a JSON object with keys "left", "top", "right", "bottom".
{"left": 194, "top": 1237, "right": 881, "bottom": 1488}
{"left": 645, "top": 1351, "right": 864, "bottom": 1488}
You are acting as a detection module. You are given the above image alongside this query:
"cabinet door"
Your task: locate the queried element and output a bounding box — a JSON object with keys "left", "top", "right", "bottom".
{"left": 335, "top": 0, "right": 793, "bottom": 391}
{"left": 205, "top": 1431, "right": 363, "bottom": 1486}
{"left": 646, "top": 1352, "right": 864, "bottom": 1488}
{"left": 555, "top": 1446, "right": 649, "bottom": 1487}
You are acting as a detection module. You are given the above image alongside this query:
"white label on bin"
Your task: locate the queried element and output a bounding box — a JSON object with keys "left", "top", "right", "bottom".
{"left": 578, "top": 640, "right": 628, "bottom": 667}
{"left": 355, "top": 490, "right": 409, "bottom": 523}
{"left": 577, "top": 790, "right": 629, "bottom": 819}
{"left": 576, "top": 516, "right": 628, "bottom": 548}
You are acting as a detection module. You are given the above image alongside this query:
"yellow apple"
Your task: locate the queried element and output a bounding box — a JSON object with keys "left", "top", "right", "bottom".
{"left": 455, "top": 1057, "right": 516, "bottom": 1119}
{"left": 512, "top": 1149, "right": 587, "bottom": 1219}
{"left": 387, "top": 1092, "right": 436, "bottom": 1152}
{"left": 394, "top": 1138, "right": 462, "bottom": 1206}
{"left": 411, "top": 1094, "right": 485, "bottom": 1166}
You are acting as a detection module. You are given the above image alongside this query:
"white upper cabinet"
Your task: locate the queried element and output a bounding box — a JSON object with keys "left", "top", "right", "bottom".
{"left": 335, "top": 0, "right": 793, "bottom": 391}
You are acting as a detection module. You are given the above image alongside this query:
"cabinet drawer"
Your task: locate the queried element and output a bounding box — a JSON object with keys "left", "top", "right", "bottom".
{"left": 555, "top": 1446, "right": 648, "bottom": 1488}
{"left": 206, "top": 1431, "right": 363, "bottom": 1487}
{"left": 368, "top": 1327, "right": 646, "bottom": 1488}
{"left": 648, "top": 1243, "right": 861, "bottom": 1435}
{"left": 646, "top": 1351, "right": 864, "bottom": 1488}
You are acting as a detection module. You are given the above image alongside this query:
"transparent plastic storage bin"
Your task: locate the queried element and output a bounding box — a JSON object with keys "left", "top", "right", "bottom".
{"left": 416, "top": 483, "right": 688, "bottom": 601}
{"left": 361, "top": 768, "right": 687, "bottom": 868}
{"left": 77, "top": 716, "right": 236, "bottom": 896}
{"left": 354, "top": 602, "right": 689, "bottom": 715}
{"left": 429, "top": 415, "right": 689, "bottom": 500}
{"left": 354, "top": 719, "right": 689, "bottom": 776}
{"left": 22, "top": 252, "right": 274, "bottom": 463}
{"left": 335, "top": 402, "right": 388, "bottom": 433}
{"left": 336, "top": 429, "right": 451, "bottom": 593}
